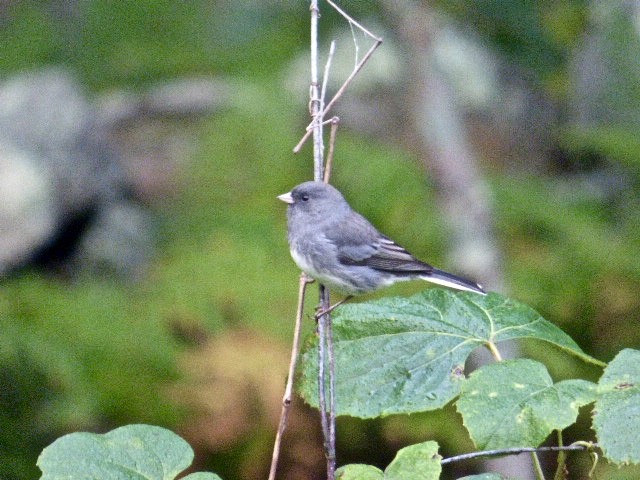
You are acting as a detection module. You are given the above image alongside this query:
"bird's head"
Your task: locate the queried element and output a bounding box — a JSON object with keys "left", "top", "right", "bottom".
{"left": 278, "top": 181, "right": 347, "bottom": 221}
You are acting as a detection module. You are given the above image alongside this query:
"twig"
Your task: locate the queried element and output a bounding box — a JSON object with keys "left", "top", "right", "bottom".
{"left": 268, "top": 274, "right": 313, "bottom": 480}
{"left": 298, "top": 3, "right": 380, "bottom": 479}
{"left": 323, "top": 117, "right": 340, "bottom": 183}
{"left": 321, "top": 41, "right": 336, "bottom": 109}
{"left": 440, "top": 443, "right": 599, "bottom": 466}
{"left": 310, "top": 2, "right": 335, "bottom": 479}
{"left": 293, "top": 0, "right": 383, "bottom": 154}
{"left": 317, "top": 286, "right": 336, "bottom": 480}
{"left": 326, "top": 303, "right": 336, "bottom": 473}
{"left": 293, "top": 38, "right": 382, "bottom": 153}
{"left": 310, "top": 0, "right": 324, "bottom": 181}
{"left": 326, "top": 0, "right": 381, "bottom": 40}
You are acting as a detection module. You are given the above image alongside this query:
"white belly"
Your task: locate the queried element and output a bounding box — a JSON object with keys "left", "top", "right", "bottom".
{"left": 290, "top": 247, "right": 355, "bottom": 294}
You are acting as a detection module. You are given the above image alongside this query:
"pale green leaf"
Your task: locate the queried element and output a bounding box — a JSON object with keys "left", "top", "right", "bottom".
{"left": 458, "top": 474, "right": 512, "bottom": 480}
{"left": 336, "top": 464, "right": 384, "bottom": 480}
{"left": 300, "top": 290, "right": 601, "bottom": 418}
{"left": 457, "top": 359, "right": 596, "bottom": 449}
{"left": 182, "top": 474, "right": 223, "bottom": 480}
{"left": 593, "top": 348, "right": 640, "bottom": 465}
{"left": 37, "top": 424, "right": 212, "bottom": 480}
{"left": 384, "top": 441, "right": 441, "bottom": 480}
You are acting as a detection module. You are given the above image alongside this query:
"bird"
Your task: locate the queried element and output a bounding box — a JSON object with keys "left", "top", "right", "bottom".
{"left": 278, "top": 181, "right": 485, "bottom": 305}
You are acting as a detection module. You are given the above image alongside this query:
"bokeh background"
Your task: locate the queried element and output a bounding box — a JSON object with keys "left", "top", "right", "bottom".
{"left": 1, "top": 1, "right": 639, "bottom": 479}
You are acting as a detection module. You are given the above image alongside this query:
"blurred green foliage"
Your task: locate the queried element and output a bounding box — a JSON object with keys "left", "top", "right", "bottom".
{"left": 0, "top": 1, "right": 309, "bottom": 88}
{"left": 436, "top": 0, "right": 584, "bottom": 78}
{"left": 0, "top": 1, "right": 639, "bottom": 479}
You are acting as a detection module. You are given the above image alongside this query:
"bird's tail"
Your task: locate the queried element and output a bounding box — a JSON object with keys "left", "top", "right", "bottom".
{"left": 421, "top": 268, "right": 486, "bottom": 295}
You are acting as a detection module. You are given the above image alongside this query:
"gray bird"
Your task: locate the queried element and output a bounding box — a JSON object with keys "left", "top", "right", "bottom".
{"left": 278, "top": 181, "right": 485, "bottom": 299}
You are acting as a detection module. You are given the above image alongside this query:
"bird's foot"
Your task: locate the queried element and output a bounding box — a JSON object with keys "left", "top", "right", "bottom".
{"left": 314, "top": 295, "right": 353, "bottom": 320}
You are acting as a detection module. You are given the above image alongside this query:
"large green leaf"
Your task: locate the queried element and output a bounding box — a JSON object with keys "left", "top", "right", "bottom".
{"left": 336, "top": 464, "right": 384, "bottom": 480}
{"left": 593, "top": 348, "right": 640, "bottom": 465}
{"left": 458, "top": 475, "right": 512, "bottom": 480}
{"left": 38, "top": 424, "right": 222, "bottom": 480}
{"left": 457, "top": 359, "right": 596, "bottom": 449}
{"left": 299, "top": 290, "right": 602, "bottom": 418}
{"left": 385, "top": 441, "right": 441, "bottom": 480}
{"left": 336, "top": 441, "right": 441, "bottom": 480}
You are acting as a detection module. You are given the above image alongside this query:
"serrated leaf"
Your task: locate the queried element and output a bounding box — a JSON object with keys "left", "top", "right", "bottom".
{"left": 336, "top": 464, "right": 384, "bottom": 480}
{"left": 37, "top": 424, "right": 213, "bottom": 480}
{"left": 457, "top": 359, "right": 596, "bottom": 449}
{"left": 299, "top": 290, "right": 602, "bottom": 418}
{"left": 384, "top": 441, "right": 441, "bottom": 480}
{"left": 593, "top": 348, "right": 640, "bottom": 465}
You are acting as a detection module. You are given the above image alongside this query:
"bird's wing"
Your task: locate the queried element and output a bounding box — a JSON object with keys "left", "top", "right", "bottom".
{"left": 326, "top": 214, "right": 433, "bottom": 274}
{"left": 351, "top": 236, "right": 434, "bottom": 274}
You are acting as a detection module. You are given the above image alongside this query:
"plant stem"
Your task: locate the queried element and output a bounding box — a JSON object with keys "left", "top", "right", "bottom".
{"left": 553, "top": 430, "right": 567, "bottom": 480}
{"left": 532, "top": 451, "right": 546, "bottom": 480}
{"left": 310, "top": 0, "right": 324, "bottom": 181}
{"left": 486, "top": 340, "right": 503, "bottom": 362}
{"left": 440, "top": 443, "right": 598, "bottom": 465}
{"left": 317, "top": 285, "right": 335, "bottom": 479}
{"left": 323, "top": 117, "right": 340, "bottom": 184}
{"left": 309, "top": 4, "right": 335, "bottom": 477}
{"left": 268, "top": 274, "right": 312, "bottom": 480}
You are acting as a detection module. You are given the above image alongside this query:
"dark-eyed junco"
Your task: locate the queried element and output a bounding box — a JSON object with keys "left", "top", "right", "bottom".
{"left": 278, "top": 181, "right": 485, "bottom": 297}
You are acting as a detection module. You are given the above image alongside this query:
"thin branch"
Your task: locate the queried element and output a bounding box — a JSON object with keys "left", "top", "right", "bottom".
{"left": 440, "top": 443, "right": 600, "bottom": 466}
{"left": 268, "top": 274, "right": 313, "bottom": 480}
{"left": 294, "top": 38, "right": 382, "bottom": 153}
{"left": 320, "top": 37, "right": 381, "bottom": 115}
{"left": 310, "top": 2, "right": 335, "bottom": 478}
{"left": 317, "top": 286, "right": 336, "bottom": 480}
{"left": 297, "top": 4, "right": 380, "bottom": 479}
{"left": 310, "top": 0, "right": 324, "bottom": 181}
{"left": 348, "top": 21, "right": 359, "bottom": 68}
{"left": 326, "top": 0, "right": 382, "bottom": 41}
{"left": 323, "top": 117, "right": 340, "bottom": 183}
{"left": 293, "top": 0, "right": 383, "bottom": 154}
{"left": 326, "top": 298, "right": 336, "bottom": 474}
{"left": 321, "top": 41, "right": 337, "bottom": 108}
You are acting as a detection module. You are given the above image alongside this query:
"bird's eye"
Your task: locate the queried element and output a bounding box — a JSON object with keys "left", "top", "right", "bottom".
{"left": 301, "top": 195, "right": 309, "bottom": 201}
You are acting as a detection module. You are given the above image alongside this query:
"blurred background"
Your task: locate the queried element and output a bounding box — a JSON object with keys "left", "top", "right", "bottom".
{"left": 0, "top": 1, "right": 639, "bottom": 479}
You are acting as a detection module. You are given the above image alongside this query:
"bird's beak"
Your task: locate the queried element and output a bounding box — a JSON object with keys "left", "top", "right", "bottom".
{"left": 277, "top": 191, "right": 294, "bottom": 204}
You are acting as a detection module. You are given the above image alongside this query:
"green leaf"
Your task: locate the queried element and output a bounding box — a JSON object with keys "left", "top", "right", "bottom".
{"left": 183, "top": 474, "right": 223, "bottom": 480}
{"left": 336, "top": 464, "right": 384, "bottom": 480}
{"left": 593, "top": 348, "right": 640, "bottom": 465}
{"left": 299, "top": 290, "right": 602, "bottom": 418}
{"left": 457, "top": 359, "right": 596, "bottom": 449}
{"left": 335, "top": 442, "right": 441, "bottom": 480}
{"left": 384, "top": 441, "right": 441, "bottom": 480}
{"left": 458, "top": 474, "right": 512, "bottom": 480}
{"left": 37, "top": 424, "right": 219, "bottom": 479}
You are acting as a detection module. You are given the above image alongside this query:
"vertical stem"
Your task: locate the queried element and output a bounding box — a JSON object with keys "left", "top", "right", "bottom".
{"left": 531, "top": 451, "right": 546, "bottom": 480}
{"left": 553, "top": 430, "right": 567, "bottom": 480}
{"left": 323, "top": 118, "right": 340, "bottom": 184}
{"left": 310, "top": 2, "right": 335, "bottom": 479}
{"left": 324, "top": 290, "right": 336, "bottom": 476}
{"left": 317, "top": 286, "right": 336, "bottom": 479}
{"left": 310, "top": 0, "right": 324, "bottom": 181}
{"left": 268, "top": 274, "right": 311, "bottom": 480}
{"left": 317, "top": 288, "right": 328, "bottom": 449}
